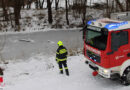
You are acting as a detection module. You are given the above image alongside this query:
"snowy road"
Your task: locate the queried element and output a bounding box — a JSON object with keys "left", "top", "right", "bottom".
{"left": 1, "top": 30, "right": 83, "bottom": 60}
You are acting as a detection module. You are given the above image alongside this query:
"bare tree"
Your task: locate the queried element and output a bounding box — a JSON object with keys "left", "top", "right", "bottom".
{"left": 106, "top": 0, "right": 109, "bottom": 16}
{"left": 126, "top": 0, "right": 130, "bottom": 11}
{"left": 47, "top": 0, "right": 53, "bottom": 24}
{"left": 38, "top": 0, "right": 45, "bottom": 9}
{"left": 115, "top": 0, "right": 124, "bottom": 12}
{"left": 21, "top": 0, "right": 25, "bottom": 9}
{"left": 35, "top": 0, "right": 45, "bottom": 9}
{"left": 14, "top": 0, "right": 22, "bottom": 31}
{"left": 55, "top": 0, "right": 59, "bottom": 10}
{"left": 27, "top": 0, "right": 32, "bottom": 9}
{"left": 65, "top": 0, "right": 69, "bottom": 25}
{"left": 50, "top": 0, "right": 54, "bottom": 5}
{"left": 82, "top": 0, "right": 87, "bottom": 25}
{"left": 111, "top": 0, "right": 115, "bottom": 13}
{"left": 1, "top": 0, "right": 9, "bottom": 21}
{"left": 35, "top": 0, "right": 39, "bottom": 9}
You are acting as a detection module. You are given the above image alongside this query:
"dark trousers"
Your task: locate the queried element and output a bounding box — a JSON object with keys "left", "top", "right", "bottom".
{"left": 58, "top": 61, "right": 69, "bottom": 76}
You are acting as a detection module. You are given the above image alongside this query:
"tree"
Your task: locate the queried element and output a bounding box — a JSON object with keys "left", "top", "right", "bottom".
{"left": 82, "top": 0, "right": 87, "bottom": 25}
{"left": 27, "top": 0, "right": 32, "bottom": 9}
{"left": 38, "top": 0, "right": 45, "bottom": 9}
{"left": 35, "top": 0, "right": 39, "bottom": 9}
{"left": 65, "top": 0, "right": 69, "bottom": 25}
{"left": 55, "top": 0, "right": 59, "bottom": 10}
{"left": 126, "top": 0, "right": 130, "bottom": 11}
{"left": 14, "top": 0, "right": 22, "bottom": 31}
{"left": 115, "top": 0, "right": 124, "bottom": 12}
{"left": 47, "top": 0, "right": 53, "bottom": 24}
{"left": 1, "top": 0, "right": 9, "bottom": 21}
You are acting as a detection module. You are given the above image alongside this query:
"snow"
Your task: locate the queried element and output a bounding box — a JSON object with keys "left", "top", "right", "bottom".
{"left": 0, "top": 54, "right": 128, "bottom": 90}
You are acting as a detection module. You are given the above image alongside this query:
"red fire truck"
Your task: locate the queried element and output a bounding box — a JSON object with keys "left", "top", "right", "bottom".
{"left": 83, "top": 18, "right": 130, "bottom": 85}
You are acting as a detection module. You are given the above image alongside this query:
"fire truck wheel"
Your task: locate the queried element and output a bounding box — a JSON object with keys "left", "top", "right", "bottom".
{"left": 121, "top": 67, "right": 130, "bottom": 86}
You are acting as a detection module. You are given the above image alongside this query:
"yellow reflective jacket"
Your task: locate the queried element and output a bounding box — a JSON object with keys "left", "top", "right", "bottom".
{"left": 56, "top": 46, "right": 68, "bottom": 62}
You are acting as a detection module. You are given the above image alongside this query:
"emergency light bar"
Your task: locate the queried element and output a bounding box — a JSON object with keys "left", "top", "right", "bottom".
{"left": 87, "top": 18, "right": 129, "bottom": 30}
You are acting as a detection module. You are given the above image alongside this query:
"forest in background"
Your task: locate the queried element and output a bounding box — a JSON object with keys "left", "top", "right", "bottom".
{"left": 0, "top": 0, "right": 130, "bottom": 32}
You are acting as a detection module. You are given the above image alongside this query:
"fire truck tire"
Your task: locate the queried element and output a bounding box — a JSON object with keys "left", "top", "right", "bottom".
{"left": 121, "top": 67, "right": 130, "bottom": 86}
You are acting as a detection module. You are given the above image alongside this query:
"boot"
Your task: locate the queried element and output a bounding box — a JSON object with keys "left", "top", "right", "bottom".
{"left": 65, "top": 69, "right": 69, "bottom": 76}
{"left": 60, "top": 70, "right": 63, "bottom": 74}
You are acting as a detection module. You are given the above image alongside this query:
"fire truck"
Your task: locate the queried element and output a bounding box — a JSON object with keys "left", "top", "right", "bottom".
{"left": 83, "top": 13, "right": 130, "bottom": 85}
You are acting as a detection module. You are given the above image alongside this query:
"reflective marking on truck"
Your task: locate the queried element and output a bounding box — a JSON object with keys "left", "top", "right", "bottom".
{"left": 86, "top": 45, "right": 101, "bottom": 55}
{"left": 115, "top": 55, "right": 125, "bottom": 60}
{"left": 123, "top": 49, "right": 129, "bottom": 52}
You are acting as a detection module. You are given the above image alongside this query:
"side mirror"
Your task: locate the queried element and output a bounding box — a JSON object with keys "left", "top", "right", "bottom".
{"left": 101, "top": 28, "right": 108, "bottom": 35}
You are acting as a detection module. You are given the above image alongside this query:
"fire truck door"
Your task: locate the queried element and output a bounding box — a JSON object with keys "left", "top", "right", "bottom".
{"left": 109, "top": 31, "right": 129, "bottom": 66}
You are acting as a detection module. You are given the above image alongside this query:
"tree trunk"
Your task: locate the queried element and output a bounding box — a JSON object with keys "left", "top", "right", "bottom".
{"left": 39, "top": 0, "right": 45, "bottom": 9}
{"left": 55, "top": 0, "right": 59, "bottom": 10}
{"left": 111, "top": 0, "right": 115, "bottom": 13}
{"left": 126, "top": 0, "right": 130, "bottom": 11}
{"left": 65, "top": 0, "right": 69, "bottom": 25}
{"left": 50, "top": 0, "right": 54, "bottom": 5}
{"left": 1, "top": 0, "right": 8, "bottom": 21}
{"left": 35, "top": 0, "right": 39, "bottom": 9}
{"left": 82, "top": 0, "right": 87, "bottom": 25}
{"left": 14, "top": 0, "right": 22, "bottom": 31}
{"left": 47, "top": 0, "right": 53, "bottom": 24}
{"left": 9, "top": 9, "right": 13, "bottom": 28}
{"left": 115, "top": 0, "right": 124, "bottom": 12}
{"left": 27, "top": 0, "right": 31, "bottom": 9}
{"left": 106, "top": 0, "right": 109, "bottom": 17}
{"left": 21, "top": 0, "right": 25, "bottom": 9}
{"left": 41, "top": 0, "right": 45, "bottom": 8}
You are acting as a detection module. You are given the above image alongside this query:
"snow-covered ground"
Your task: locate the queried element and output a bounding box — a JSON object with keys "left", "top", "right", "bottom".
{"left": 0, "top": 54, "right": 129, "bottom": 90}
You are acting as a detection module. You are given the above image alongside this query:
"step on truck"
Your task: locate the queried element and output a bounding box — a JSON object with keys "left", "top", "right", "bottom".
{"left": 82, "top": 17, "right": 130, "bottom": 85}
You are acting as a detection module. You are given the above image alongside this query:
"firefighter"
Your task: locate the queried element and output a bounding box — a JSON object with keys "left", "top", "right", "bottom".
{"left": 56, "top": 41, "right": 69, "bottom": 76}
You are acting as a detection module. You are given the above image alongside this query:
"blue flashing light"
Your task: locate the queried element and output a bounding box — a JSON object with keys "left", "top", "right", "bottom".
{"left": 94, "top": 59, "right": 96, "bottom": 62}
{"left": 87, "top": 20, "right": 96, "bottom": 25}
{"left": 90, "top": 57, "right": 92, "bottom": 59}
{"left": 104, "top": 21, "right": 128, "bottom": 30}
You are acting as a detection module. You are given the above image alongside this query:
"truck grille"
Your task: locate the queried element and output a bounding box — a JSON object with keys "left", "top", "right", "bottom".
{"left": 86, "top": 50, "right": 101, "bottom": 63}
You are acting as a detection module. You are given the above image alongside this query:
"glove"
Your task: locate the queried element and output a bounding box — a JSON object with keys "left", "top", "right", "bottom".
{"left": 56, "top": 59, "right": 59, "bottom": 64}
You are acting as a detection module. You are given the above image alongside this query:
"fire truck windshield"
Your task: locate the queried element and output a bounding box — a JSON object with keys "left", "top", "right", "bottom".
{"left": 85, "top": 28, "right": 108, "bottom": 50}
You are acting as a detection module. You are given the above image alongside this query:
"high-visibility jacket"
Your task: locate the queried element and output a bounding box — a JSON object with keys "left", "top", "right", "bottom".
{"left": 56, "top": 46, "right": 68, "bottom": 63}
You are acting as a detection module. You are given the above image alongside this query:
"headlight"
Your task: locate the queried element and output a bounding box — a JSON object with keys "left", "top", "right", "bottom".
{"left": 103, "top": 69, "right": 109, "bottom": 74}
{"left": 98, "top": 68, "right": 110, "bottom": 78}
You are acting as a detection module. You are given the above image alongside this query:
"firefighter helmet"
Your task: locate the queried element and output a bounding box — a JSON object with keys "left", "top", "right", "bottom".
{"left": 57, "top": 41, "right": 63, "bottom": 46}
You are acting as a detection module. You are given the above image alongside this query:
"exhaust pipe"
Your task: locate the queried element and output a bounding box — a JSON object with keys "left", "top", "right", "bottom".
{"left": 92, "top": 71, "right": 98, "bottom": 76}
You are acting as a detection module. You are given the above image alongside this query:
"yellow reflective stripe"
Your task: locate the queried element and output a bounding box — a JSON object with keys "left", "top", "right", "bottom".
{"left": 56, "top": 52, "right": 59, "bottom": 54}
{"left": 65, "top": 67, "right": 68, "bottom": 69}
{"left": 57, "top": 58, "right": 67, "bottom": 61}
{"left": 57, "top": 61, "right": 59, "bottom": 63}
{"left": 59, "top": 49, "right": 67, "bottom": 54}
{"left": 59, "top": 68, "right": 63, "bottom": 70}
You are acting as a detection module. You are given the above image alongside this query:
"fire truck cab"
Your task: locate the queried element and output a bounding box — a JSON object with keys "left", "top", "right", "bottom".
{"left": 83, "top": 18, "right": 130, "bottom": 85}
